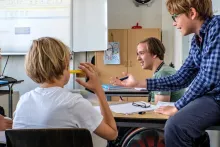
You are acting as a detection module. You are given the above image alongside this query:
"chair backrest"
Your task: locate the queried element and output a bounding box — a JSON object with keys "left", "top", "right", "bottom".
{"left": 5, "top": 128, "right": 93, "bottom": 147}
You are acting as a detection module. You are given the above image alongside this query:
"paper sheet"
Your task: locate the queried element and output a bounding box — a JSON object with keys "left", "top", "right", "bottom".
{"left": 134, "top": 87, "right": 147, "bottom": 91}
{"left": 0, "top": 131, "right": 6, "bottom": 144}
{"left": 156, "top": 101, "right": 175, "bottom": 108}
{"left": 94, "top": 101, "right": 157, "bottom": 114}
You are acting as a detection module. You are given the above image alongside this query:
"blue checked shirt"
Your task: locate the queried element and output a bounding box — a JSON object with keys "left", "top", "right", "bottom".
{"left": 147, "top": 15, "right": 220, "bottom": 110}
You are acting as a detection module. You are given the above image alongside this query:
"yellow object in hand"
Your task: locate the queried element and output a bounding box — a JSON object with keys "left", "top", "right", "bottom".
{"left": 70, "top": 70, "right": 86, "bottom": 77}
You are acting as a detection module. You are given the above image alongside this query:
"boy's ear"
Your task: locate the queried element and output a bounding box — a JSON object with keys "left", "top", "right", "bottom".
{"left": 189, "top": 7, "right": 198, "bottom": 20}
{"left": 152, "top": 54, "right": 157, "bottom": 59}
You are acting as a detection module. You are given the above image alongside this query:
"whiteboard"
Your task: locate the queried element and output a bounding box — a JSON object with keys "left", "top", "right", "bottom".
{"left": 0, "top": 0, "right": 71, "bottom": 55}
{"left": 73, "top": 0, "right": 108, "bottom": 52}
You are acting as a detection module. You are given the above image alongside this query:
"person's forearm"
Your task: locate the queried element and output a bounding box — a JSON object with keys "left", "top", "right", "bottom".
{"left": 95, "top": 89, "right": 117, "bottom": 131}
{"left": 136, "top": 80, "right": 147, "bottom": 88}
{"left": 155, "top": 95, "right": 170, "bottom": 104}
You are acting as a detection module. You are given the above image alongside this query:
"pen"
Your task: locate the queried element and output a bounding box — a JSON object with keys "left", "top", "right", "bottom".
{"left": 120, "top": 76, "right": 128, "bottom": 81}
{"left": 119, "top": 96, "right": 124, "bottom": 101}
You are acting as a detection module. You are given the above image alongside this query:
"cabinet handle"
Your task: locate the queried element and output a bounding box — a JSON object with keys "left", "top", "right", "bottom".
{"left": 124, "top": 61, "right": 128, "bottom": 67}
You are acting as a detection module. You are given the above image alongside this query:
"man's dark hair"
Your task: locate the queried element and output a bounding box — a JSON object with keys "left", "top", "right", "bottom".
{"left": 139, "top": 37, "right": 165, "bottom": 60}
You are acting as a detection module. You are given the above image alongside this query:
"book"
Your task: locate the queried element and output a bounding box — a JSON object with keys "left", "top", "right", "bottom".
{"left": 0, "top": 80, "right": 8, "bottom": 84}
{"left": 102, "top": 84, "right": 131, "bottom": 90}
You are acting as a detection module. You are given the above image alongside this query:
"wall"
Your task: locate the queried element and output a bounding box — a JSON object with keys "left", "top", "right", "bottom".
{"left": 161, "top": 0, "right": 174, "bottom": 64}
{"left": 173, "top": 29, "right": 182, "bottom": 70}
{"left": 108, "top": 0, "right": 162, "bottom": 29}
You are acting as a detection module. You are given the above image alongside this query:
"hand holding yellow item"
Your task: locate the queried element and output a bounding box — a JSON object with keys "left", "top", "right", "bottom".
{"left": 70, "top": 70, "right": 86, "bottom": 77}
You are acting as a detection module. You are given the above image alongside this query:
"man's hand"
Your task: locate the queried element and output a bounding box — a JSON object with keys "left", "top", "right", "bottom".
{"left": 110, "top": 72, "right": 139, "bottom": 87}
{"left": 0, "top": 115, "right": 12, "bottom": 131}
{"left": 154, "top": 106, "right": 178, "bottom": 116}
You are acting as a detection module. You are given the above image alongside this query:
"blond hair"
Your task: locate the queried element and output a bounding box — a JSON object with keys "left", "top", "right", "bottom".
{"left": 25, "top": 37, "right": 70, "bottom": 84}
{"left": 166, "top": 0, "right": 213, "bottom": 20}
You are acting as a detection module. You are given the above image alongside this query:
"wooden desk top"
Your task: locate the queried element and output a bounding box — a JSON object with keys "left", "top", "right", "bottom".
{"left": 104, "top": 89, "right": 149, "bottom": 97}
{"left": 92, "top": 101, "right": 220, "bottom": 130}
{"left": 112, "top": 111, "right": 169, "bottom": 120}
{"left": 93, "top": 101, "right": 169, "bottom": 120}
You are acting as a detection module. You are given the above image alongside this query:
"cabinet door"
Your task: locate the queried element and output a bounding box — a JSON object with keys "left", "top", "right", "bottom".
{"left": 95, "top": 29, "right": 128, "bottom": 101}
{"left": 95, "top": 29, "right": 128, "bottom": 84}
{"left": 127, "top": 29, "right": 161, "bottom": 81}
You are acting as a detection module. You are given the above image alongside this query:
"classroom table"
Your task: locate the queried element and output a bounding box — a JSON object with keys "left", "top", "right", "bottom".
{"left": 0, "top": 77, "right": 24, "bottom": 118}
{"left": 104, "top": 89, "right": 149, "bottom": 97}
{"left": 113, "top": 110, "right": 168, "bottom": 128}
{"left": 72, "top": 89, "right": 220, "bottom": 130}
{"left": 111, "top": 103, "right": 220, "bottom": 130}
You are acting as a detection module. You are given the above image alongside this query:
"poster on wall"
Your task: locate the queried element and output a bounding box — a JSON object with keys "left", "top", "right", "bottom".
{"left": 104, "top": 42, "right": 120, "bottom": 64}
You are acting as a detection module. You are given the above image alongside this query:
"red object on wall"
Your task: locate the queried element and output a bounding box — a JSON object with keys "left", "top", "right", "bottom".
{"left": 132, "top": 23, "right": 142, "bottom": 29}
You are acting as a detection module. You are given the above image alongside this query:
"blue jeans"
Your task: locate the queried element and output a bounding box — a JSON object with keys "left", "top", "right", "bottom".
{"left": 165, "top": 95, "right": 220, "bottom": 147}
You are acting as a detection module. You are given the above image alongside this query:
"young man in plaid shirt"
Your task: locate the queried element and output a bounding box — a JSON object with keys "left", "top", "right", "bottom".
{"left": 111, "top": 0, "right": 220, "bottom": 146}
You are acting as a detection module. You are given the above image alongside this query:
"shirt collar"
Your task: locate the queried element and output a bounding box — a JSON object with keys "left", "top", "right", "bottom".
{"left": 154, "top": 61, "right": 165, "bottom": 74}
{"left": 194, "top": 16, "right": 213, "bottom": 47}
{"left": 199, "top": 16, "right": 213, "bottom": 35}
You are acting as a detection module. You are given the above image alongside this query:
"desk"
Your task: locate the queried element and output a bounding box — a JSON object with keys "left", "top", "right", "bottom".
{"left": 112, "top": 108, "right": 220, "bottom": 130}
{"left": 0, "top": 77, "right": 24, "bottom": 118}
{"left": 113, "top": 111, "right": 168, "bottom": 129}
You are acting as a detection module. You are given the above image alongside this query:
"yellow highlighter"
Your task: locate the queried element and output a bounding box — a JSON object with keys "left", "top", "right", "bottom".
{"left": 70, "top": 70, "right": 86, "bottom": 78}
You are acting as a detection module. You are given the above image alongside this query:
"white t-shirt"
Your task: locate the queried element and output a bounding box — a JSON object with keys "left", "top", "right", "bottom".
{"left": 13, "top": 87, "right": 106, "bottom": 147}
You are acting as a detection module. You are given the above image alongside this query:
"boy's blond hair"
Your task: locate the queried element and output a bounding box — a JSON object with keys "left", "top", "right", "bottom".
{"left": 166, "top": 0, "right": 213, "bottom": 20}
{"left": 25, "top": 37, "right": 70, "bottom": 84}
